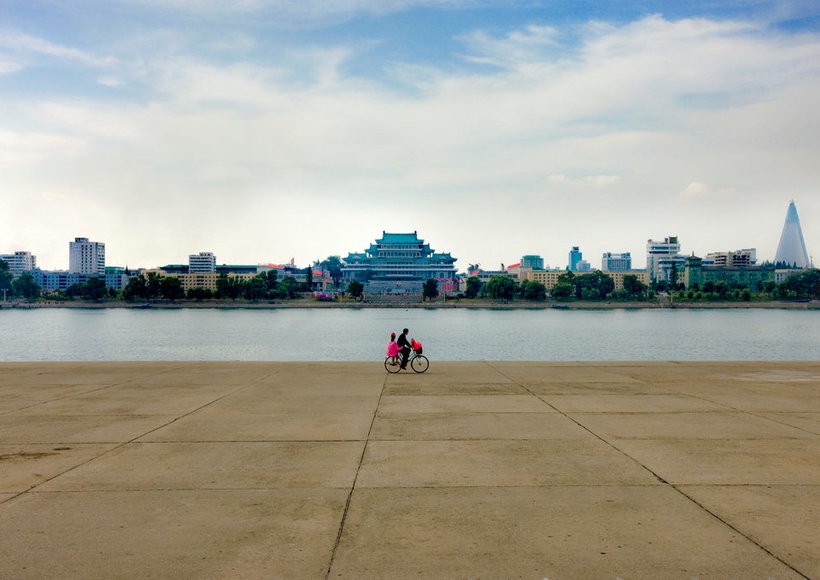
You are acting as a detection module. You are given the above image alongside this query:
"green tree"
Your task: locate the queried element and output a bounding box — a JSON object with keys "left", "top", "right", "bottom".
{"left": 622, "top": 274, "right": 647, "bottom": 298}
{"left": 216, "top": 274, "right": 243, "bottom": 300}
{"left": 573, "top": 271, "right": 614, "bottom": 300}
{"left": 258, "top": 270, "right": 279, "bottom": 296}
{"left": 160, "top": 277, "right": 184, "bottom": 301}
{"left": 0, "top": 259, "right": 13, "bottom": 299}
{"left": 145, "top": 272, "right": 163, "bottom": 300}
{"left": 243, "top": 276, "right": 268, "bottom": 301}
{"left": 484, "top": 275, "right": 516, "bottom": 300}
{"left": 777, "top": 268, "right": 819, "bottom": 299}
{"left": 550, "top": 282, "right": 573, "bottom": 299}
{"left": 84, "top": 277, "right": 107, "bottom": 301}
{"left": 465, "top": 276, "right": 482, "bottom": 299}
{"left": 347, "top": 279, "right": 364, "bottom": 300}
{"left": 305, "top": 266, "right": 314, "bottom": 291}
{"left": 122, "top": 276, "right": 148, "bottom": 301}
{"left": 423, "top": 278, "right": 439, "bottom": 301}
{"left": 12, "top": 273, "right": 40, "bottom": 300}
{"left": 320, "top": 256, "right": 344, "bottom": 290}
{"left": 277, "top": 276, "right": 300, "bottom": 299}
{"left": 521, "top": 280, "right": 546, "bottom": 301}
{"left": 186, "top": 287, "right": 213, "bottom": 301}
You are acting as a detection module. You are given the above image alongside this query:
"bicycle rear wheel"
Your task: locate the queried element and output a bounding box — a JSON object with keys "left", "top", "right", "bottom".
{"left": 410, "top": 355, "right": 429, "bottom": 373}
{"left": 384, "top": 357, "right": 401, "bottom": 373}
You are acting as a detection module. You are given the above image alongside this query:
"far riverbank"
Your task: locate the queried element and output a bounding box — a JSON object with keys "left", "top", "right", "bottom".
{"left": 2, "top": 298, "right": 817, "bottom": 310}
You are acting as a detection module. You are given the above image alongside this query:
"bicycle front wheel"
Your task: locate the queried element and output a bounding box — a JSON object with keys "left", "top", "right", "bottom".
{"left": 411, "top": 355, "right": 429, "bottom": 373}
{"left": 385, "top": 357, "right": 401, "bottom": 373}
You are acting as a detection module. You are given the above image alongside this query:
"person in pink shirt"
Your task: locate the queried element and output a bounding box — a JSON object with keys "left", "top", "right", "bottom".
{"left": 386, "top": 332, "right": 400, "bottom": 364}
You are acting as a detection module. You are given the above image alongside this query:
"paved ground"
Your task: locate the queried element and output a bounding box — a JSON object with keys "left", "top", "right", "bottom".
{"left": 0, "top": 361, "right": 817, "bottom": 579}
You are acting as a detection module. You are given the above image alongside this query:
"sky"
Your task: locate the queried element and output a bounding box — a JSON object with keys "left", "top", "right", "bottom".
{"left": 1, "top": 0, "right": 819, "bottom": 272}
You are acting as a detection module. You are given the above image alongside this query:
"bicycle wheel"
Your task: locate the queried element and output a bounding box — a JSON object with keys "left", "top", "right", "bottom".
{"left": 410, "top": 355, "right": 429, "bottom": 373}
{"left": 384, "top": 357, "right": 401, "bottom": 373}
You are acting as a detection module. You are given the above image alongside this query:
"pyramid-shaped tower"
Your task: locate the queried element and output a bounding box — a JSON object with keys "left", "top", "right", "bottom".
{"left": 774, "top": 200, "right": 810, "bottom": 268}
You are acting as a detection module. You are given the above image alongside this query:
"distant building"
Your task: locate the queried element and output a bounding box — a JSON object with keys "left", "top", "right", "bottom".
{"left": 601, "top": 270, "right": 651, "bottom": 291}
{"left": 189, "top": 252, "right": 216, "bottom": 274}
{"left": 576, "top": 259, "right": 591, "bottom": 272}
{"left": 526, "top": 269, "right": 649, "bottom": 292}
{"left": 601, "top": 252, "right": 631, "bottom": 271}
{"left": 521, "top": 255, "right": 544, "bottom": 270}
{"left": 568, "top": 246, "right": 583, "bottom": 271}
{"left": 646, "top": 236, "right": 683, "bottom": 283}
{"left": 705, "top": 249, "right": 756, "bottom": 268}
{"left": 342, "top": 231, "right": 457, "bottom": 294}
{"left": 30, "top": 270, "right": 92, "bottom": 292}
{"left": 775, "top": 200, "right": 810, "bottom": 268}
{"left": 0, "top": 251, "right": 37, "bottom": 275}
{"left": 105, "top": 267, "right": 130, "bottom": 291}
{"left": 683, "top": 255, "right": 775, "bottom": 291}
{"left": 69, "top": 237, "right": 105, "bottom": 276}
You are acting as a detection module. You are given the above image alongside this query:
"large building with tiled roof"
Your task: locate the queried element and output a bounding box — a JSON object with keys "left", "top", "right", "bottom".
{"left": 342, "top": 231, "right": 457, "bottom": 294}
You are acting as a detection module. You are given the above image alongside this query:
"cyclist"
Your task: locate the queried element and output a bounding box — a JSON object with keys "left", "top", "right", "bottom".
{"left": 397, "top": 328, "right": 411, "bottom": 369}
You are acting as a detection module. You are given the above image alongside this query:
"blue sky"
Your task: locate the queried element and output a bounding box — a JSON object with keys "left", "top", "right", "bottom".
{"left": 1, "top": 0, "right": 819, "bottom": 270}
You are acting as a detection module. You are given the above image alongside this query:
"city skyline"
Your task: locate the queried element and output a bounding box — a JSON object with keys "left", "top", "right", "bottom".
{"left": 1, "top": 1, "right": 819, "bottom": 270}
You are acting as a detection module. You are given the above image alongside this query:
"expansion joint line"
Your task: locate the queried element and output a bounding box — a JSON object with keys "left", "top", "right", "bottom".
{"left": 326, "top": 372, "right": 387, "bottom": 579}
{"left": 486, "top": 362, "right": 810, "bottom": 580}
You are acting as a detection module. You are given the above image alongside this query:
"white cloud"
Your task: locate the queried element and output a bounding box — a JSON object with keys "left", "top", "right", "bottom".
{"left": 0, "top": 31, "right": 115, "bottom": 68}
{"left": 2, "top": 15, "right": 819, "bottom": 269}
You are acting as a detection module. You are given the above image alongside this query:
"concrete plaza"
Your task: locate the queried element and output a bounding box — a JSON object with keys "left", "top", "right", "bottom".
{"left": 0, "top": 361, "right": 818, "bottom": 578}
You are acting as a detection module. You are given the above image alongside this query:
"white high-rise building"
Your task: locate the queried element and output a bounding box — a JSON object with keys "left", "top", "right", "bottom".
{"left": 189, "top": 252, "right": 216, "bottom": 273}
{"left": 646, "top": 236, "right": 682, "bottom": 282}
{"left": 69, "top": 237, "right": 105, "bottom": 276}
{"left": 775, "top": 201, "right": 810, "bottom": 268}
{"left": 0, "top": 251, "right": 37, "bottom": 274}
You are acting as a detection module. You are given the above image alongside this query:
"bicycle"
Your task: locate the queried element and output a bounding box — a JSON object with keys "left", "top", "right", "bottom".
{"left": 385, "top": 349, "right": 429, "bottom": 373}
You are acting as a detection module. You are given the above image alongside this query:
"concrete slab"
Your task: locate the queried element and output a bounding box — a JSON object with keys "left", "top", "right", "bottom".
{"left": 383, "top": 382, "right": 526, "bottom": 396}
{"left": 356, "top": 439, "right": 659, "bottom": 487}
{"left": 37, "top": 441, "right": 364, "bottom": 491}
{"left": 330, "top": 486, "right": 800, "bottom": 579}
{"left": 545, "top": 393, "right": 729, "bottom": 412}
{"left": 0, "top": 415, "right": 175, "bottom": 444}
{"left": 12, "top": 385, "right": 231, "bottom": 416}
{"left": 571, "top": 411, "right": 811, "bottom": 439}
{"left": 0, "top": 489, "right": 346, "bottom": 579}
{"left": 371, "top": 411, "right": 588, "bottom": 441}
{"left": 614, "top": 439, "right": 820, "bottom": 485}
{"left": 678, "top": 484, "right": 820, "bottom": 578}
{"left": 139, "top": 408, "right": 375, "bottom": 441}
{"left": 0, "top": 444, "right": 115, "bottom": 493}
{"left": 378, "top": 394, "right": 553, "bottom": 414}
{"left": 211, "top": 391, "right": 380, "bottom": 414}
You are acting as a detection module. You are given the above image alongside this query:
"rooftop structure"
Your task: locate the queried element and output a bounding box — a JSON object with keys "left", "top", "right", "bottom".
{"left": 342, "top": 231, "right": 457, "bottom": 294}
{"left": 775, "top": 201, "right": 810, "bottom": 268}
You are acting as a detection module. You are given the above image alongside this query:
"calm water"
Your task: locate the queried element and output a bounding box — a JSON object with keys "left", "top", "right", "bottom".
{"left": 0, "top": 307, "right": 817, "bottom": 362}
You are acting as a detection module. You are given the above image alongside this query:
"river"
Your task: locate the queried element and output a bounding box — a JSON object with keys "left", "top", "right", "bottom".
{"left": 0, "top": 307, "right": 817, "bottom": 361}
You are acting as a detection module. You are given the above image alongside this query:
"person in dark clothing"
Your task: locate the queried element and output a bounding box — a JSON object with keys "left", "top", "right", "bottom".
{"left": 397, "top": 327, "right": 411, "bottom": 370}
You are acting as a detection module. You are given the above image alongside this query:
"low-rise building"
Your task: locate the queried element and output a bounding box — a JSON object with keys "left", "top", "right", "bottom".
{"left": 525, "top": 269, "right": 649, "bottom": 292}
{"left": 683, "top": 255, "right": 775, "bottom": 291}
